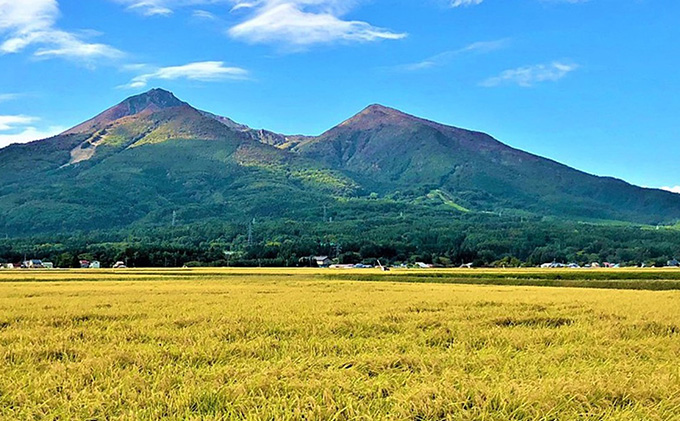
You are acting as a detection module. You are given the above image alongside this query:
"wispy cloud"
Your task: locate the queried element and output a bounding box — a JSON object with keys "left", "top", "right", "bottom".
{"left": 481, "top": 61, "right": 579, "bottom": 87}
{"left": 112, "top": 0, "right": 173, "bottom": 16}
{"left": 112, "top": 0, "right": 405, "bottom": 48}
{"left": 449, "top": 0, "right": 589, "bottom": 6}
{"left": 0, "top": 115, "right": 38, "bottom": 131}
{"left": 122, "top": 61, "right": 249, "bottom": 88}
{"left": 0, "top": 114, "right": 65, "bottom": 148}
{"left": 0, "top": 93, "right": 23, "bottom": 103}
{"left": 0, "top": 0, "right": 123, "bottom": 62}
{"left": 126, "top": 1, "right": 174, "bottom": 16}
{"left": 0, "top": 126, "right": 66, "bottom": 149}
{"left": 227, "top": 0, "right": 407, "bottom": 48}
{"left": 662, "top": 186, "right": 680, "bottom": 194}
{"left": 543, "top": 0, "right": 591, "bottom": 3}
{"left": 395, "top": 39, "right": 509, "bottom": 72}
{"left": 192, "top": 9, "right": 218, "bottom": 19}
{"left": 450, "top": 0, "right": 483, "bottom": 7}
{"left": 112, "top": 0, "right": 229, "bottom": 16}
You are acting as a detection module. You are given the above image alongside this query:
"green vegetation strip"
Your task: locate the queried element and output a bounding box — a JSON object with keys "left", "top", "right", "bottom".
{"left": 325, "top": 274, "right": 680, "bottom": 291}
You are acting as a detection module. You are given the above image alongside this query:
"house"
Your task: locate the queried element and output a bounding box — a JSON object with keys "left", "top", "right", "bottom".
{"left": 112, "top": 261, "right": 127, "bottom": 269}
{"left": 24, "top": 259, "right": 44, "bottom": 269}
{"left": 89, "top": 261, "right": 101, "bottom": 269}
{"left": 541, "top": 262, "right": 565, "bottom": 268}
{"left": 42, "top": 262, "right": 54, "bottom": 269}
{"left": 313, "top": 256, "right": 332, "bottom": 267}
{"left": 79, "top": 260, "right": 90, "bottom": 268}
{"left": 460, "top": 263, "right": 474, "bottom": 269}
{"left": 668, "top": 259, "right": 680, "bottom": 267}
{"left": 415, "top": 262, "right": 434, "bottom": 269}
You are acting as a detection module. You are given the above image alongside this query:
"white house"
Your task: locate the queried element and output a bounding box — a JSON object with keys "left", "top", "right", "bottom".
{"left": 24, "top": 260, "right": 44, "bottom": 269}
{"left": 313, "top": 256, "right": 332, "bottom": 267}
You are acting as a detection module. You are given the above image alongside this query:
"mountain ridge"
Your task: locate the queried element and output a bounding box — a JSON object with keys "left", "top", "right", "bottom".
{"left": 0, "top": 88, "right": 678, "bottom": 236}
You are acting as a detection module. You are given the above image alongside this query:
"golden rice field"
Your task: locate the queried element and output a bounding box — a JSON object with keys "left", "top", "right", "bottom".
{"left": 1, "top": 268, "right": 680, "bottom": 420}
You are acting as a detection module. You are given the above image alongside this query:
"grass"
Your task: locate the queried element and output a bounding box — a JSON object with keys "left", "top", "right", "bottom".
{"left": 0, "top": 269, "right": 680, "bottom": 419}
{"left": 3, "top": 267, "right": 680, "bottom": 290}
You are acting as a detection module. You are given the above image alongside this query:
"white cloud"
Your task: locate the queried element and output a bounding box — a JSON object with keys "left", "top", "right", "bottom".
{"left": 449, "top": 0, "right": 588, "bottom": 6}
{"left": 113, "top": 0, "right": 228, "bottom": 16}
{"left": 0, "top": 115, "right": 38, "bottom": 131}
{"left": 662, "top": 186, "right": 680, "bottom": 194}
{"left": 192, "top": 9, "right": 218, "bottom": 19}
{"left": 0, "top": 93, "right": 22, "bottom": 103}
{"left": 481, "top": 61, "right": 578, "bottom": 87}
{"left": 0, "top": 0, "right": 122, "bottom": 62}
{"left": 0, "top": 125, "right": 66, "bottom": 149}
{"left": 122, "top": 61, "right": 249, "bottom": 88}
{"left": 112, "top": 0, "right": 405, "bottom": 47}
{"left": 124, "top": 1, "right": 174, "bottom": 16}
{"left": 395, "top": 39, "right": 509, "bottom": 72}
{"left": 0, "top": 114, "right": 65, "bottom": 148}
{"left": 227, "top": 0, "right": 407, "bottom": 47}
{"left": 450, "top": 0, "right": 483, "bottom": 7}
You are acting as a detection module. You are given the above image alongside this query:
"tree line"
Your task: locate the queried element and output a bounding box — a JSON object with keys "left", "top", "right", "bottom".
{"left": 1, "top": 213, "right": 679, "bottom": 268}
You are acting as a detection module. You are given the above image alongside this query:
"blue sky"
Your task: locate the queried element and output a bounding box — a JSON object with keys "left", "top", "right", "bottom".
{"left": 1, "top": 0, "right": 678, "bottom": 192}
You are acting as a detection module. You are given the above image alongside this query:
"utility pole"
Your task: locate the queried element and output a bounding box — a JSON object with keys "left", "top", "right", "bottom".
{"left": 172, "top": 210, "right": 177, "bottom": 227}
{"left": 247, "top": 219, "right": 253, "bottom": 246}
{"left": 224, "top": 251, "right": 235, "bottom": 267}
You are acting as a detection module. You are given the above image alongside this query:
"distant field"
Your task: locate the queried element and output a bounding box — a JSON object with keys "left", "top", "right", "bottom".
{"left": 3, "top": 267, "right": 680, "bottom": 290}
{"left": 1, "top": 270, "right": 680, "bottom": 419}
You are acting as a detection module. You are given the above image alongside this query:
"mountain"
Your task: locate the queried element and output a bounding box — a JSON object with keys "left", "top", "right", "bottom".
{"left": 0, "top": 89, "right": 678, "bottom": 236}
{"left": 294, "top": 104, "right": 680, "bottom": 222}
{"left": 0, "top": 89, "right": 355, "bottom": 235}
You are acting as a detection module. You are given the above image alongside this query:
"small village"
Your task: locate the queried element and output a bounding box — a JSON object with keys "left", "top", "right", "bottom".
{"left": 0, "top": 259, "right": 127, "bottom": 270}
{"left": 2, "top": 256, "right": 680, "bottom": 270}
{"left": 2, "top": 255, "right": 680, "bottom": 270}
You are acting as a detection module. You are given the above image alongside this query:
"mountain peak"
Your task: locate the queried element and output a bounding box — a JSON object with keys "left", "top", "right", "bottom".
{"left": 336, "top": 103, "right": 420, "bottom": 131}
{"left": 123, "top": 88, "right": 186, "bottom": 113}
{"left": 364, "top": 103, "right": 399, "bottom": 112}
{"left": 64, "top": 88, "right": 188, "bottom": 134}
{"left": 361, "top": 104, "right": 409, "bottom": 117}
